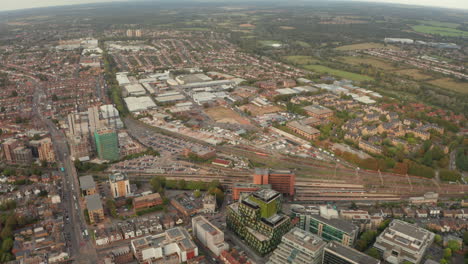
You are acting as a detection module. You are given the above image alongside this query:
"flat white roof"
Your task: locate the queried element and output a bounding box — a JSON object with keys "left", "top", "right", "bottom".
{"left": 124, "top": 96, "right": 157, "bottom": 112}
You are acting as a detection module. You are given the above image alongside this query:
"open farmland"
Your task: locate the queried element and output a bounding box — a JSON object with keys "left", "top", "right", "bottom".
{"left": 394, "top": 69, "right": 434, "bottom": 80}
{"left": 304, "top": 64, "right": 374, "bottom": 81}
{"left": 428, "top": 78, "right": 468, "bottom": 94}
{"left": 411, "top": 25, "right": 468, "bottom": 37}
{"left": 284, "top": 55, "right": 321, "bottom": 65}
{"left": 341, "top": 56, "right": 397, "bottom": 70}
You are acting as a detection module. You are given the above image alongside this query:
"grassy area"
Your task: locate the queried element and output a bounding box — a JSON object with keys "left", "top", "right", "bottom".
{"left": 295, "top": 41, "right": 311, "bottom": 48}
{"left": 304, "top": 64, "right": 374, "bottom": 81}
{"left": 284, "top": 55, "right": 321, "bottom": 65}
{"left": 417, "top": 20, "right": 460, "bottom": 28}
{"left": 335, "top": 42, "right": 398, "bottom": 51}
{"left": 394, "top": 69, "right": 433, "bottom": 80}
{"left": 258, "top": 40, "right": 282, "bottom": 46}
{"left": 180, "top": 27, "right": 210, "bottom": 31}
{"left": 411, "top": 25, "right": 468, "bottom": 37}
{"left": 341, "top": 56, "right": 396, "bottom": 70}
{"left": 428, "top": 78, "right": 468, "bottom": 94}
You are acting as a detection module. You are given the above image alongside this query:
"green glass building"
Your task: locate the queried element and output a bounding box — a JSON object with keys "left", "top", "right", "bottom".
{"left": 226, "top": 189, "right": 291, "bottom": 256}
{"left": 94, "top": 127, "right": 119, "bottom": 161}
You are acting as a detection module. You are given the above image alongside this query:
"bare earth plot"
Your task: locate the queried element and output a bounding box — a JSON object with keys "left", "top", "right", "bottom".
{"left": 239, "top": 104, "right": 283, "bottom": 116}
{"left": 205, "top": 106, "right": 252, "bottom": 125}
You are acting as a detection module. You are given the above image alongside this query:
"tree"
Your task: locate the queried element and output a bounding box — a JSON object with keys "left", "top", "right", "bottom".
{"left": 434, "top": 234, "right": 442, "bottom": 245}
{"left": 443, "top": 248, "right": 452, "bottom": 259}
{"left": 194, "top": 190, "right": 201, "bottom": 198}
{"left": 10, "top": 91, "right": 18, "bottom": 97}
{"left": 447, "top": 240, "right": 460, "bottom": 252}
{"left": 366, "top": 248, "right": 380, "bottom": 259}
{"left": 463, "top": 231, "right": 468, "bottom": 246}
{"left": 1, "top": 238, "right": 13, "bottom": 252}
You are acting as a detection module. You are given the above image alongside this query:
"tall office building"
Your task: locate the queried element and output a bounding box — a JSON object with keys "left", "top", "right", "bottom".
{"left": 253, "top": 168, "right": 295, "bottom": 196}
{"left": 323, "top": 241, "right": 381, "bottom": 264}
{"left": 109, "top": 172, "right": 131, "bottom": 198}
{"left": 373, "top": 219, "right": 434, "bottom": 264}
{"left": 126, "top": 29, "right": 134, "bottom": 37}
{"left": 300, "top": 214, "right": 359, "bottom": 247}
{"left": 94, "top": 127, "right": 119, "bottom": 161}
{"left": 227, "top": 189, "right": 291, "bottom": 255}
{"left": 267, "top": 227, "right": 327, "bottom": 264}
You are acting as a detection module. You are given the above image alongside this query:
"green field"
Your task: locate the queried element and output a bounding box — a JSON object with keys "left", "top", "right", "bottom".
{"left": 417, "top": 20, "right": 460, "bottom": 28}
{"left": 304, "top": 64, "right": 374, "bottom": 81}
{"left": 341, "top": 56, "right": 396, "bottom": 70}
{"left": 411, "top": 25, "right": 468, "bottom": 37}
{"left": 428, "top": 78, "right": 468, "bottom": 94}
{"left": 284, "top": 55, "right": 321, "bottom": 65}
{"left": 335, "top": 42, "right": 399, "bottom": 51}
{"left": 295, "top": 41, "right": 311, "bottom": 48}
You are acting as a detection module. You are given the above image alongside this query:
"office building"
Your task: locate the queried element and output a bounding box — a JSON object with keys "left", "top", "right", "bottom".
{"left": 301, "top": 215, "right": 358, "bottom": 247}
{"left": 131, "top": 227, "right": 198, "bottom": 264}
{"left": 94, "top": 127, "right": 119, "bottom": 161}
{"left": 227, "top": 189, "right": 291, "bottom": 255}
{"left": 373, "top": 219, "right": 435, "bottom": 264}
{"left": 85, "top": 194, "right": 104, "bottom": 224}
{"left": 192, "top": 216, "right": 229, "bottom": 256}
{"left": 323, "top": 241, "right": 381, "bottom": 264}
{"left": 1, "top": 138, "right": 19, "bottom": 163}
{"left": 253, "top": 168, "right": 295, "bottom": 196}
{"left": 109, "top": 172, "right": 131, "bottom": 198}
{"left": 267, "top": 228, "right": 326, "bottom": 264}
{"left": 79, "top": 175, "right": 97, "bottom": 196}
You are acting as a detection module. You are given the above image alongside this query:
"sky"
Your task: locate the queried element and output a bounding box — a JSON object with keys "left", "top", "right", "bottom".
{"left": 0, "top": 0, "right": 467, "bottom": 12}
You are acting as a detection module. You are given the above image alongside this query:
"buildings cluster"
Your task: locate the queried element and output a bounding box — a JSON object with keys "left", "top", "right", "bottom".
{"left": 1, "top": 135, "right": 56, "bottom": 165}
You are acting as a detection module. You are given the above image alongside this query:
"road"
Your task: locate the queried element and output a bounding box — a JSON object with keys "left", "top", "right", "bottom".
{"left": 32, "top": 80, "right": 98, "bottom": 263}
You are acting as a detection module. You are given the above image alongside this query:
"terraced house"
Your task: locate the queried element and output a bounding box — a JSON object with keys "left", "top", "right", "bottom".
{"left": 226, "top": 189, "right": 291, "bottom": 255}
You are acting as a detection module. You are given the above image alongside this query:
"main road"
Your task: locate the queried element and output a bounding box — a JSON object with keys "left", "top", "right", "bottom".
{"left": 32, "top": 80, "right": 98, "bottom": 263}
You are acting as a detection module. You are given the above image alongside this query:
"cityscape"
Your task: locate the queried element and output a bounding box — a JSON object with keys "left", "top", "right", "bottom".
{"left": 0, "top": 1, "right": 467, "bottom": 264}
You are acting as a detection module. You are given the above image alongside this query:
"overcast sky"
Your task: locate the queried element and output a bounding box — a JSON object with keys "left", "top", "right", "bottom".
{"left": 0, "top": 0, "right": 467, "bottom": 12}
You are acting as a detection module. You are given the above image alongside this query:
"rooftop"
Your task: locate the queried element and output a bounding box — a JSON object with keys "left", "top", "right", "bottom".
{"left": 310, "top": 215, "right": 358, "bottom": 234}
{"left": 109, "top": 172, "right": 128, "bottom": 183}
{"left": 283, "top": 227, "right": 327, "bottom": 252}
{"left": 79, "top": 175, "right": 96, "bottom": 190}
{"left": 325, "top": 241, "right": 380, "bottom": 264}
{"left": 252, "top": 189, "right": 281, "bottom": 203}
{"left": 85, "top": 194, "right": 103, "bottom": 211}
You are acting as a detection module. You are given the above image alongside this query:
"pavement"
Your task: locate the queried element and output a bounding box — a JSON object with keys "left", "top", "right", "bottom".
{"left": 33, "top": 80, "right": 98, "bottom": 263}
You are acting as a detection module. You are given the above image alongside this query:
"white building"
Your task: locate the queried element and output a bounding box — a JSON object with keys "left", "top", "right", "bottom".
{"left": 124, "top": 96, "right": 157, "bottom": 112}
{"left": 131, "top": 227, "right": 198, "bottom": 264}
{"left": 373, "top": 220, "right": 434, "bottom": 264}
{"left": 191, "top": 216, "right": 228, "bottom": 256}
{"left": 268, "top": 228, "right": 326, "bottom": 264}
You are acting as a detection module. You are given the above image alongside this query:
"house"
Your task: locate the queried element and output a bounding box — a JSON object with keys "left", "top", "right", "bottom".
{"left": 359, "top": 140, "right": 383, "bottom": 155}
{"left": 416, "top": 209, "right": 428, "bottom": 218}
